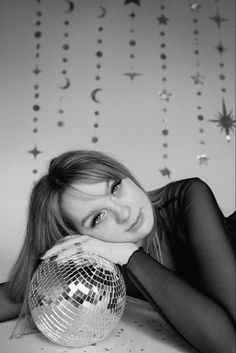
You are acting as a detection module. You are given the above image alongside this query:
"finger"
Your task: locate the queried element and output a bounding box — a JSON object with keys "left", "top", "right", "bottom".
{"left": 76, "top": 235, "right": 91, "bottom": 242}
{"left": 42, "top": 242, "right": 83, "bottom": 261}
{"left": 56, "top": 244, "right": 83, "bottom": 262}
{"left": 57, "top": 234, "right": 78, "bottom": 243}
{"left": 40, "top": 244, "right": 68, "bottom": 260}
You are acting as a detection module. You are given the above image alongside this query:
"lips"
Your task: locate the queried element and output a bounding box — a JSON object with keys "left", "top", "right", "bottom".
{"left": 126, "top": 210, "right": 143, "bottom": 232}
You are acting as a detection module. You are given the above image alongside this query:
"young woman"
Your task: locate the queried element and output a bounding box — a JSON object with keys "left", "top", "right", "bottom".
{"left": 0, "top": 149, "right": 235, "bottom": 353}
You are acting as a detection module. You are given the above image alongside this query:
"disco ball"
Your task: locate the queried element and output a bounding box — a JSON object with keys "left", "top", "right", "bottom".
{"left": 28, "top": 252, "right": 126, "bottom": 347}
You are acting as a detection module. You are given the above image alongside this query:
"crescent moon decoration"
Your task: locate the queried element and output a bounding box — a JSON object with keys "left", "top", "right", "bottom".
{"left": 188, "top": 1, "right": 208, "bottom": 165}
{"left": 98, "top": 6, "right": 107, "bottom": 18}
{"left": 59, "top": 77, "right": 71, "bottom": 89}
{"left": 65, "top": 0, "right": 74, "bottom": 13}
{"left": 157, "top": 2, "right": 172, "bottom": 178}
{"left": 91, "top": 88, "right": 102, "bottom": 103}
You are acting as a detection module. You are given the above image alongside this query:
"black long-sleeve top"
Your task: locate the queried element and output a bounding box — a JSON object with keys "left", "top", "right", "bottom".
{"left": 122, "top": 178, "right": 235, "bottom": 353}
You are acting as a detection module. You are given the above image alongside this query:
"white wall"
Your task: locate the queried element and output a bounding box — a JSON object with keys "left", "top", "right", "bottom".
{"left": 0, "top": 0, "right": 235, "bottom": 280}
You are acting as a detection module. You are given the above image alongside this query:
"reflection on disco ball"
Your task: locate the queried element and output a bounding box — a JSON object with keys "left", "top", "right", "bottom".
{"left": 28, "top": 252, "right": 126, "bottom": 347}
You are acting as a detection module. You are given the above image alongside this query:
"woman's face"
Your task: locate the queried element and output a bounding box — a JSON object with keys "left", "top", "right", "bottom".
{"left": 61, "top": 178, "right": 154, "bottom": 245}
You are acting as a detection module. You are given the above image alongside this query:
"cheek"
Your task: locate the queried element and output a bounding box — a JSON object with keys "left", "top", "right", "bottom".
{"left": 84, "top": 220, "right": 119, "bottom": 240}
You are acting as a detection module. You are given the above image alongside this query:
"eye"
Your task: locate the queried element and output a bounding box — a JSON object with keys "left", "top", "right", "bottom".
{"left": 90, "top": 211, "right": 106, "bottom": 228}
{"left": 111, "top": 179, "right": 122, "bottom": 197}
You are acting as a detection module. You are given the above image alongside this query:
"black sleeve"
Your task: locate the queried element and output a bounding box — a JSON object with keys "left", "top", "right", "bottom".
{"left": 123, "top": 178, "right": 235, "bottom": 353}
{"left": 0, "top": 282, "right": 22, "bottom": 322}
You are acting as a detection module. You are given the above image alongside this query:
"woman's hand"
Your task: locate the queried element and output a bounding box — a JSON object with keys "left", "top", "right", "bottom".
{"left": 41, "top": 235, "right": 139, "bottom": 266}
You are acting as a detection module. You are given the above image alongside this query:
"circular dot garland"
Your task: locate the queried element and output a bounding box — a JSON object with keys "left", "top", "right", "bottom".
{"left": 90, "top": 2, "right": 107, "bottom": 144}
{"left": 57, "top": 0, "right": 74, "bottom": 128}
{"left": 157, "top": 2, "right": 171, "bottom": 179}
{"left": 189, "top": 1, "right": 209, "bottom": 165}
{"left": 208, "top": 0, "right": 235, "bottom": 142}
{"left": 27, "top": 0, "right": 43, "bottom": 176}
{"left": 124, "top": 0, "right": 142, "bottom": 83}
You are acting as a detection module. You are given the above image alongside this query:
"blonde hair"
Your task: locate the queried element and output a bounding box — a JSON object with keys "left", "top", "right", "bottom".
{"left": 7, "top": 150, "right": 144, "bottom": 302}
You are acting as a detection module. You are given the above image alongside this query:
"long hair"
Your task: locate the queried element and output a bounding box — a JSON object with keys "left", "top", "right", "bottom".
{"left": 7, "top": 150, "right": 145, "bottom": 310}
{"left": 7, "top": 150, "right": 165, "bottom": 337}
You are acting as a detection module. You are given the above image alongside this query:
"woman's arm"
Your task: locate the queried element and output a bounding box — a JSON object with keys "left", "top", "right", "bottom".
{"left": 123, "top": 248, "right": 235, "bottom": 353}
{"left": 123, "top": 178, "right": 235, "bottom": 353}
{"left": 179, "top": 178, "right": 235, "bottom": 322}
{"left": 0, "top": 282, "right": 22, "bottom": 322}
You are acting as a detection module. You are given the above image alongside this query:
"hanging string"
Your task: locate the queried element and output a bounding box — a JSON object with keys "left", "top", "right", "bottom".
{"left": 91, "top": 1, "right": 107, "bottom": 145}
{"left": 157, "top": 0, "right": 171, "bottom": 179}
{"left": 27, "top": 0, "right": 43, "bottom": 179}
{"left": 57, "top": 0, "right": 73, "bottom": 129}
{"left": 208, "top": 0, "right": 235, "bottom": 142}
{"left": 189, "top": 1, "right": 209, "bottom": 165}
{"left": 124, "top": 0, "right": 142, "bottom": 83}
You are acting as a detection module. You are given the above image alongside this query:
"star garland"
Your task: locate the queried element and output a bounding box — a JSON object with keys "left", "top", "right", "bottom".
{"left": 124, "top": 0, "right": 142, "bottom": 83}
{"left": 90, "top": 2, "right": 107, "bottom": 145}
{"left": 157, "top": 2, "right": 171, "bottom": 179}
{"left": 27, "top": 0, "right": 43, "bottom": 176}
{"left": 57, "top": 0, "right": 74, "bottom": 129}
{"left": 189, "top": 1, "right": 209, "bottom": 165}
{"left": 208, "top": 0, "right": 235, "bottom": 142}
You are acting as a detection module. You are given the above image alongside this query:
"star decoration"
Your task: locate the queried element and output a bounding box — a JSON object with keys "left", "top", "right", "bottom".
{"left": 191, "top": 72, "right": 205, "bottom": 85}
{"left": 208, "top": 99, "right": 236, "bottom": 142}
{"left": 209, "top": 10, "right": 228, "bottom": 29}
{"left": 215, "top": 41, "right": 227, "bottom": 55}
{"left": 197, "top": 154, "right": 209, "bottom": 165}
{"left": 124, "top": 0, "right": 140, "bottom": 5}
{"left": 159, "top": 167, "right": 171, "bottom": 178}
{"left": 189, "top": 2, "right": 201, "bottom": 11}
{"left": 157, "top": 15, "right": 169, "bottom": 25}
{"left": 32, "top": 67, "right": 41, "bottom": 75}
{"left": 158, "top": 89, "right": 172, "bottom": 101}
{"left": 124, "top": 71, "right": 142, "bottom": 83}
{"left": 27, "top": 146, "right": 42, "bottom": 159}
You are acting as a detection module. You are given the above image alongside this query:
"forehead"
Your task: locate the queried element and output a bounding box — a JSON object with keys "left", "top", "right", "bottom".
{"left": 61, "top": 181, "right": 108, "bottom": 212}
{"left": 70, "top": 181, "right": 109, "bottom": 197}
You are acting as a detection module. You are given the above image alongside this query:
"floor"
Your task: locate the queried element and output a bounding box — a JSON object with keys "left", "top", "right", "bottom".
{"left": 0, "top": 296, "right": 197, "bottom": 353}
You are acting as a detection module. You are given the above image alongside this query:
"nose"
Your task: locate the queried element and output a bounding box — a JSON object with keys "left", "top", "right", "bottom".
{"left": 111, "top": 201, "right": 131, "bottom": 224}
